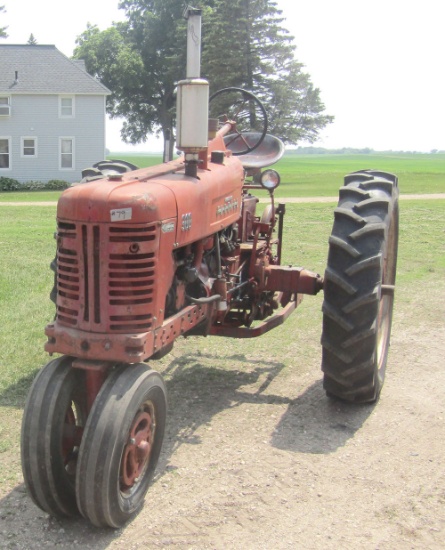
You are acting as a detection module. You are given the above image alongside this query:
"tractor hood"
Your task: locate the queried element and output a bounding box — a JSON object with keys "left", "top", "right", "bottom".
{"left": 57, "top": 155, "right": 245, "bottom": 246}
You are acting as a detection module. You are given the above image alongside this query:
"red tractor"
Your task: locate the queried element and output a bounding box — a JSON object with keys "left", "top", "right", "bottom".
{"left": 21, "top": 8, "right": 399, "bottom": 528}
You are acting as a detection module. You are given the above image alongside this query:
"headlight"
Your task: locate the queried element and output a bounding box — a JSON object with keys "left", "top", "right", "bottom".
{"left": 260, "top": 169, "right": 281, "bottom": 191}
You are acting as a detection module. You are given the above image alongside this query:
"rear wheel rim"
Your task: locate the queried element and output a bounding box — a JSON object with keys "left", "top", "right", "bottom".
{"left": 377, "top": 204, "right": 398, "bottom": 377}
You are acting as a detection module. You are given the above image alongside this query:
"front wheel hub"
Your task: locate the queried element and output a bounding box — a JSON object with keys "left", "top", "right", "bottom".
{"left": 121, "top": 409, "right": 153, "bottom": 489}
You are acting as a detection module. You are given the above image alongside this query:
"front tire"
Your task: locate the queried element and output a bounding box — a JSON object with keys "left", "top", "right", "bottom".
{"left": 21, "top": 356, "right": 87, "bottom": 517}
{"left": 321, "top": 170, "right": 399, "bottom": 403}
{"left": 76, "top": 364, "right": 167, "bottom": 528}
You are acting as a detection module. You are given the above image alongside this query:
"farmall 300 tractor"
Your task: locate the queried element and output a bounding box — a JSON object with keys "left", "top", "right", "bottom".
{"left": 21, "top": 7, "right": 399, "bottom": 528}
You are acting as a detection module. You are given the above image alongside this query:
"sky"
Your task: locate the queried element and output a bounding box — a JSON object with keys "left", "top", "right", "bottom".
{"left": 2, "top": 0, "right": 444, "bottom": 152}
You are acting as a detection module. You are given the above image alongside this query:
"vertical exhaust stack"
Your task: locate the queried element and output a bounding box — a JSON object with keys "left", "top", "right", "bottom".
{"left": 177, "top": 6, "right": 209, "bottom": 177}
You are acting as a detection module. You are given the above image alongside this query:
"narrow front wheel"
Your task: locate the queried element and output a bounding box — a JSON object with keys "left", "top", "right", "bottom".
{"left": 21, "top": 356, "right": 87, "bottom": 517}
{"left": 76, "top": 364, "right": 167, "bottom": 528}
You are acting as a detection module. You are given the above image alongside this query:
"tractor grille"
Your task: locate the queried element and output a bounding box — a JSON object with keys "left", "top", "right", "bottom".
{"left": 56, "top": 220, "right": 158, "bottom": 333}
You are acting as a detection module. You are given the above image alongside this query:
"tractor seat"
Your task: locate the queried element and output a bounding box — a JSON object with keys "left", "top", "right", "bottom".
{"left": 224, "top": 132, "right": 285, "bottom": 169}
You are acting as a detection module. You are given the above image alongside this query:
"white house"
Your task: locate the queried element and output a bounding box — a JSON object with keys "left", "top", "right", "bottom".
{"left": 0, "top": 44, "right": 110, "bottom": 183}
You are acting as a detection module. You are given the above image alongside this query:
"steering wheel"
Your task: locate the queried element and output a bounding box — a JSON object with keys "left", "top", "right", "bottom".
{"left": 209, "top": 87, "right": 268, "bottom": 156}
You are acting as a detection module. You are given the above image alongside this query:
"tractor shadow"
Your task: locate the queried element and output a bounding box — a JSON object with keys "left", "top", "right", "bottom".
{"left": 157, "top": 351, "right": 291, "bottom": 459}
{"left": 155, "top": 351, "right": 374, "bottom": 467}
{"left": 0, "top": 370, "right": 39, "bottom": 408}
{"left": 270, "top": 379, "right": 375, "bottom": 454}
{"left": 0, "top": 483, "right": 123, "bottom": 548}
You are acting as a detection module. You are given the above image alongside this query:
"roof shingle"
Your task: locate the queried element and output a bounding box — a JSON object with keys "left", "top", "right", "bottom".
{"left": 0, "top": 44, "right": 110, "bottom": 95}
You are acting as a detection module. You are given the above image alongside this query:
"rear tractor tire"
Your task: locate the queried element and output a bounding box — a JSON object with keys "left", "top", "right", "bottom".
{"left": 321, "top": 170, "right": 399, "bottom": 403}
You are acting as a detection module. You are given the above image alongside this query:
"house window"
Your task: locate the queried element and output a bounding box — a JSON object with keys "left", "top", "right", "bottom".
{"left": 0, "top": 138, "right": 11, "bottom": 168}
{"left": 22, "top": 137, "right": 37, "bottom": 157}
{"left": 59, "top": 96, "right": 74, "bottom": 117}
{"left": 0, "top": 97, "right": 11, "bottom": 117}
{"left": 60, "top": 138, "right": 74, "bottom": 169}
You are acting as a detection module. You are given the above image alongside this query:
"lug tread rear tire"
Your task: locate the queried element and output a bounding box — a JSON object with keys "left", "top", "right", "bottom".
{"left": 321, "top": 170, "right": 399, "bottom": 403}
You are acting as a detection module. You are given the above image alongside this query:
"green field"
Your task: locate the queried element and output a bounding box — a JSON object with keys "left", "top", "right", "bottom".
{"left": 273, "top": 152, "right": 445, "bottom": 197}
{"left": 1, "top": 152, "right": 444, "bottom": 203}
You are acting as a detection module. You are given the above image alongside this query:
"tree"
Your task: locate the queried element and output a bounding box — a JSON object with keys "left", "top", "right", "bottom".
{"left": 27, "top": 33, "right": 37, "bottom": 45}
{"left": 74, "top": 0, "right": 332, "bottom": 152}
{"left": 74, "top": 0, "right": 188, "bottom": 158}
{"left": 202, "top": 0, "right": 333, "bottom": 144}
{"left": 0, "top": 5, "right": 8, "bottom": 38}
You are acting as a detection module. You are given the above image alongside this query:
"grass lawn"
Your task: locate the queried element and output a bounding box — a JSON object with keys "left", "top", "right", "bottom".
{"left": 0, "top": 191, "right": 64, "bottom": 202}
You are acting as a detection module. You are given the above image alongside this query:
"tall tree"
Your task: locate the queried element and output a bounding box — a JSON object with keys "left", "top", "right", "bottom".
{"left": 27, "top": 33, "right": 37, "bottom": 45}
{"left": 0, "top": 5, "right": 8, "bottom": 38}
{"left": 202, "top": 0, "right": 333, "bottom": 144}
{"left": 74, "top": 0, "right": 188, "bottom": 157}
{"left": 74, "top": 0, "right": 332, "bottom": 151}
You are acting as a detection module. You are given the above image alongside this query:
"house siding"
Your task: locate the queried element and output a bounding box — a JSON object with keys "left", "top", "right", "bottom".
{"left": 0, "top": 94, "right": 107, "bottom": 183}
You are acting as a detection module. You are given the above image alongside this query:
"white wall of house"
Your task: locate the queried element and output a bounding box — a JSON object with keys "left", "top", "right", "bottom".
{"left": 0, "top": 94, "right": 107, "bottom": 183}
